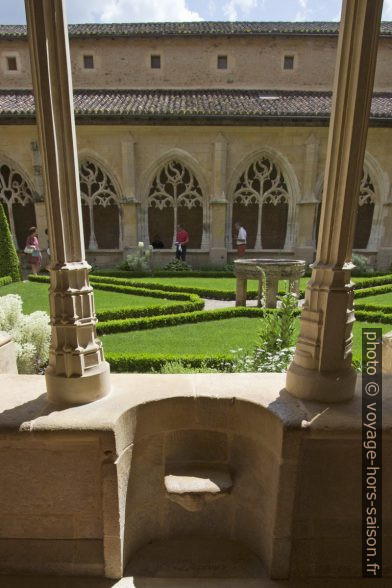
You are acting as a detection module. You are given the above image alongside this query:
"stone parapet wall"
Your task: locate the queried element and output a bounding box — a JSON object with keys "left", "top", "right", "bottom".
{"left": 0, "top": 373, "right": 391, "bottom": 580}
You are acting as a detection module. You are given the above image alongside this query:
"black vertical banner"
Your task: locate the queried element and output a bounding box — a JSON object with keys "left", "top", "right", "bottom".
{"left": 362, "top": 328, "right": 382, "bottom": 578}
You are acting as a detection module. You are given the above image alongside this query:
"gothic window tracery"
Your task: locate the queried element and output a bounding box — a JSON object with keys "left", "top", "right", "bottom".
{"left": 354, "top": 171, "right": 376, "bottom": 249}
{"left": 79, "top": 159, "right": 120, "bottom": 249}
{"left": 148, "top": 160, "right": 203, "bottom": 248}
{"left": 232, "top": 157, "right": 289, "bottom": 249}
{"left": 314, "top": 169, "right": 376, "bottom": 249}
{"left": 0, "top": 162, "right": 36, "bottom": 249}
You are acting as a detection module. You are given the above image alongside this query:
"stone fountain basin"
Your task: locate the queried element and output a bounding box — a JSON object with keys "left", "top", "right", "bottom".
{"left": 234, "top": 258, "right": 306, "bottom": 280}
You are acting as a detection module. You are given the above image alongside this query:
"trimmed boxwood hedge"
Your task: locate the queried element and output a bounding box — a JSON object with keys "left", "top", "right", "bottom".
{"left": 92, "top": 269, "right": 235, "bottom": 279}
{"left": 29, "top": 273, "right": 201, "bottom": 302}
{"left": 353, "top": 274, "right": 392, "bottom": 289}
{"left": 97, "top": 306, "right": 293, "bottom": 335}
{"left": 90, "top": 274, "right": 257, "bottom": 300}
{"left": 105, "top": 352, "right": 234, "bottom": 373}
{"left": 97, "top": 297, "right": 203, "bottom": 321}
{"left": 0, "top": 275, "right": 12, "bottom": 288}
{"left": 354, "top": 284, "right": 392, "bottom": 299}
{"left": 354, "top": 302, "right": 392, "bottom": 314}
{"left": 354, "top": 310, "right": 392, "bottom": 324}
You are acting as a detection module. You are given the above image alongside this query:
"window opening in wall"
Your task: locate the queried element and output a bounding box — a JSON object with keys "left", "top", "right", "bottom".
{"left": 217, "top": 55, "right": 228, "bottom": 69}
{"left": 151, "top": 55, "right": 161, "bottom": 69}
{"left": 232, "top": 157, "right": 289, "bottom": 249}
{"left": 283, "top": 55, "right": 294, "bottom": 70}
{"left": 0, "top": 162, "right": 36, "bottom": 249}
{"left": 79, "top": 160, "right": 120, "bottom": 249}
{"left": 148, "top": 160, "right": 203, "bottom": 249}
{"left": 83, "top": 55, "right": 94, "bottom": 69}
{"left": 6, "top": 56, "right": 17, "bottom": 71}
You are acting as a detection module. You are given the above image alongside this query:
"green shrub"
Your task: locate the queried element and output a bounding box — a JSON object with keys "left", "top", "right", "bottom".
{"left": 96, "top": 297, "right": 204, "bottom": 322}
{"left": 354, "top": 310, "right": 392, "bottom": 324}
{"left": 158, "top": 360, "right": 219, "bottom": 374}
{"left": 29, "top": 273, "right": 204, "bottom": 303}
{"left": 105, "top": 352, "right": 233, "bottom": 373}
{"left": 90, "top": 274, "right": 258, "bottom": 300}
{"left": 353, "top": 274, "right": 392, "bottom": 289}
{"left": 0, "top": 276, "right": 12, "bottom": 288}
{"left": 0, "top": 205, "right": 20, "bottom": 282}
{"left": 93, "top": 269, "right": 234, "bottom": 278}
{"left": 229, "top": 293, "right": 298, "bottom": 373}
{"left": 354, "top": 283, "right": 392, "bottom": 299}
{"left": 163, "top": 259, "right": 192, "bottom": 271}
{"left": 119, "top": 242, "right": 154, "bottom": 273}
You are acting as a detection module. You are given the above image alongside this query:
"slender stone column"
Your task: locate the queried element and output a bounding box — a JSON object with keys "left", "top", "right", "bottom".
{"left": 210, "top": 134, "right": 228, "bottom": 264}
{"left": 25, "top": 0, "right": 110, "bottom": 405}
{"left": 286, "top": 0, "right": 383, "bottom": 402}
{"left": 121, "top": 135, "right": 140, "bottom": 252}
{"left": 235, "top": 278, "right": 247, "bottom": 307}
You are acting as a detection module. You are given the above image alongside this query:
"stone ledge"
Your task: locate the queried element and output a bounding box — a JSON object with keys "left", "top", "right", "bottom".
{"left": 0, "top": 373, "right": 391, "bottom": 438}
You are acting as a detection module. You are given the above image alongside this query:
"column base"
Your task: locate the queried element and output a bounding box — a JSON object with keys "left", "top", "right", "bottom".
{"left": 285, "top": 361, "right": 357, "bottom": 402}
{"left": 46, "top": 361, "right": 111, "bottom": 406}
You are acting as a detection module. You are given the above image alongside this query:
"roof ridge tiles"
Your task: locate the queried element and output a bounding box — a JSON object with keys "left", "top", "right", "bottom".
{"left": 1, "top": 21, "right": 392, "bottom": 39}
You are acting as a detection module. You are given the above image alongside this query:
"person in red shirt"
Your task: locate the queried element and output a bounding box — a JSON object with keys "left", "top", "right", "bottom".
{"left": 175, "top": 224, "right": 189, "bottom": 261}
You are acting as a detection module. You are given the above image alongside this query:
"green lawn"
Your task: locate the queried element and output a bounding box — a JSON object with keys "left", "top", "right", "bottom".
{"left": 101, "top": 315, "right": 392, "bottom": 362}
{"left": 101, "top": 317, "right": 260, "bottom": 354}
{"left": 356, "top": 292, "right": 392, "bottom": 306}
{"left": 2, "top": 278, "right": 391, "bottom": 367}
{"left": 0, "top": 280, "right": 175, "bottom": 314}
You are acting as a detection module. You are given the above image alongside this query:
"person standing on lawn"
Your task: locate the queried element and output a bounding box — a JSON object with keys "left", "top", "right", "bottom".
{"left": 175, "top": 224, "right": 189, "bottom": 261}
{"left": 234, "top": 222, "right": 247, "bottom": 257}
{"left": 25, "top": 226, "right": 42, "bottom": 274}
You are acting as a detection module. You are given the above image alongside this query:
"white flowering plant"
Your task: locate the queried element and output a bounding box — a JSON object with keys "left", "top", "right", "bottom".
{"left": 229, "top": 292, "right": 298, "bottom": 373}
{"left": 124, "top": 241, "right": 154, "bottom": 273}
{"left": 0, "top": 294, "right": 51, "bottom": 374}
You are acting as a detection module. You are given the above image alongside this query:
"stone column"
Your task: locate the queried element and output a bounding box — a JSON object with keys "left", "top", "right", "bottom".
{"left": 210, "top": 134, "right": 228, "bottom": 265}
{"left": 294, "top": 134, "right": 320, "bottom": 264}
{"left": 265, "top": 278, "right": 278, "bottom": 309}
{"left": 30, "top": 140, "right": 48, "bottom": 252}
{"left": 235, "top": 278, "right": 247, "bottom": 307}
{"left": 286, "top": 0, "right": 383, "bottom": 402}
{"left": 25, "top": 0, "right": 110, "bottom": 405}
{"left": 121, "top": 135, "right": 140, "bottom": 254}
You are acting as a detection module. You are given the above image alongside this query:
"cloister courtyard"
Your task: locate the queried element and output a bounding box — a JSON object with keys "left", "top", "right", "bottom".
{"left": 2, "top": 0, "right": 392, "bottom": 585}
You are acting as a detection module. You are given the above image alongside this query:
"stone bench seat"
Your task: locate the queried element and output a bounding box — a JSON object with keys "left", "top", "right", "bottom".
{"left": 164, "top": 465, "right": 232, "bottom": 511}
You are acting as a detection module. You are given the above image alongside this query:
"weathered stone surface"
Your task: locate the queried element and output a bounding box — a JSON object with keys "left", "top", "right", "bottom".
{"left": 0, "top": 332, "right": 18, "bottom": 374}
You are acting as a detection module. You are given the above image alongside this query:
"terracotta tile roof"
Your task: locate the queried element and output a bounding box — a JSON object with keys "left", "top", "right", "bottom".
{"left": 1, "top": 21, "right": 392, "bottom": 39}
{"left": 1, "top": 89, "right": 392, "bottom": 123}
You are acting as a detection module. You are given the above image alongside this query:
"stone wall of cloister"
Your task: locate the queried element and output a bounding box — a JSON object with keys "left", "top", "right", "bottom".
{"left": 1, "top": 122, "right": 392, "bottom": 269}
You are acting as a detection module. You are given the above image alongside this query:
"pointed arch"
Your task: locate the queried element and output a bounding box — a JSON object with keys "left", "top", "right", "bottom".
{"left": 0, "top": 154, "right": 37, "bottom": 249}
{"left": 78, "top": 155, "right": 122, "bottom": 250}
{"left": 313, "top": 152, "right": 388, "bottom": 251}
{"left": 227, "top": 148, "right": 300, "bottom": 251}
{"left": 141, "top": 149, "right": 209, "bottom": 250}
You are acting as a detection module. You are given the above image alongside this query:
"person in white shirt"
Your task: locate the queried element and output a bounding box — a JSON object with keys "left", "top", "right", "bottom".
{"left": 234, "top": 222, "right": 247, "bottom": 257}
